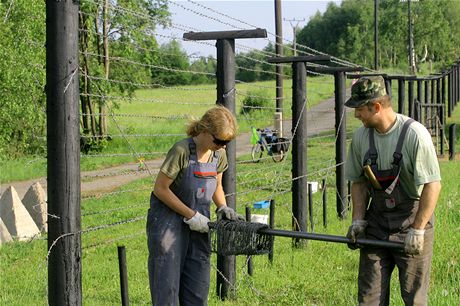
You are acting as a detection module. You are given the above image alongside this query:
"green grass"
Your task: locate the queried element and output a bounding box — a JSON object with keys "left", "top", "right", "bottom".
{"left": 1, "top": 150, "right": 459, "bottom": 305}
{"left": 1, "top": 77, "right": 459, "bottom": 305}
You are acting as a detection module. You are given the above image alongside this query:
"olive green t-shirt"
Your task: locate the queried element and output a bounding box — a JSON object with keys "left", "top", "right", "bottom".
{"left": 346, "top": 114, "right": 441, "bottom": 199}
{"left": 160, "top": 138, "right": 228, "bottom": 190}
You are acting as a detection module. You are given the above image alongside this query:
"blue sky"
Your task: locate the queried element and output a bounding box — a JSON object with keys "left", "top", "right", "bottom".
{"left": 157, "top": 0, "right": 342, "bottom": 58}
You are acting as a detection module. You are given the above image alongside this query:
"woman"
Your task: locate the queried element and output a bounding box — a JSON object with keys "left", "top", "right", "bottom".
{"left": 147, "top": 105, "right": 240, "bottom": 305}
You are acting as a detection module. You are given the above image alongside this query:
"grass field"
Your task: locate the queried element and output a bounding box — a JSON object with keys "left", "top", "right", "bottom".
{"left": 1, "top": 77, "right": 459, "bottom": 305}
{"left": 0, "top": 158, "right": 459, "bottom": 305}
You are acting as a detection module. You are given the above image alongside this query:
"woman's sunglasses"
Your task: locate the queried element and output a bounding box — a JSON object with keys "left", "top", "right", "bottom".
{"left": 212, "top": 134, "right": 230, "bottom": 146}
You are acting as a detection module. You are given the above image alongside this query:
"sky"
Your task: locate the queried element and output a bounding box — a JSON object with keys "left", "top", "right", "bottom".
{"left": 156, "top": 0, "right": 342, "bottom": 58}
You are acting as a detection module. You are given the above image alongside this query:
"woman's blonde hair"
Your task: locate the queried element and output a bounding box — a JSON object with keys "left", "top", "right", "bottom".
{"left": 186, "top": 105, "right": 237, "bottom": 140}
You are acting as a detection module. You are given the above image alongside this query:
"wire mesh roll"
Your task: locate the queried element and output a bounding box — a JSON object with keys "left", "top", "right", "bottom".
{"left": 210, "top": 220, "right": 273, "bottom": 256}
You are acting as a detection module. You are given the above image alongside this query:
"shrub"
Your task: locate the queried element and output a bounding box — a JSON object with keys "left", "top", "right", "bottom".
{"left": 240, "top": 89, "right": 272, "bottom": 115}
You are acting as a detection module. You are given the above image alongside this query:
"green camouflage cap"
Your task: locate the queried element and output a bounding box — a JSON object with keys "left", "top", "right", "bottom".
{"left": 345, "top": 76, "right": 388, "bottom": 108}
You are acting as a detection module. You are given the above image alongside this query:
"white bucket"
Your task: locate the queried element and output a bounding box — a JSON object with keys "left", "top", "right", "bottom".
{"left": 251, "top": 214, "right": 268, "bottom": 224}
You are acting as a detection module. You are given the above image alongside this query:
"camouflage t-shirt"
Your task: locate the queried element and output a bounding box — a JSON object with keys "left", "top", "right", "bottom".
{"left": 160, "top": 138, "right": 228, "bottom": 190}
{"left": 346, "top": 114, "right": 441, "bottom": 199}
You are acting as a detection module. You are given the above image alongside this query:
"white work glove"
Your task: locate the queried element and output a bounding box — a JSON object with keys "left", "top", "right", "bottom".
{"left": 183, "top": 211, "right": 210, "bottom": 233}
{"left": 216, "top": 206, "right": 244, "bottom": 221}
{"left": 346, "top": 220, "right": 368, "bottom": 250}
{"left": 404, "top": 228, "right": 425, "bottom": 255}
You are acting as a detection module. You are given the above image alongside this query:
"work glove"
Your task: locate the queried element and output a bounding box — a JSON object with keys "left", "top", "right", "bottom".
{"left": 346, "top": 220, "right": 368, "bottom": 250}
{"left": 404, "top": 228, "right": 425, "bottom": 255}
{"left": 183, "top": 211, "right": 210, "bottom": 233}
{"left": 216, "top": 206, "right": 244, "bottom": 221}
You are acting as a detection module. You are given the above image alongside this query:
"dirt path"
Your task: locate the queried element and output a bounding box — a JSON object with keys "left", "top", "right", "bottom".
{"left": 2, "top": 94, "right": 352, "bottom": 199}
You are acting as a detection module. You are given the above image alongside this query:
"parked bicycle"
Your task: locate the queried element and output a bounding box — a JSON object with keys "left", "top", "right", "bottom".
{"left": 251, "top": 128, "right": 290, "bottom": 163}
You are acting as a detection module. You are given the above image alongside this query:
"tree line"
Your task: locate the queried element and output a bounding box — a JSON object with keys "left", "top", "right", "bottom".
{"left": 1, "top": 0, "right": 459, "bottom": 158}
{"left": 297, "top": 0, "right": 460, "bottom": 70}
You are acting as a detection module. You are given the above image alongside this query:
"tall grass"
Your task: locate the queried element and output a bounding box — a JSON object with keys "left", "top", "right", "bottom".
{"left": 1, "top": 154, "right": 459, "bottom": 305}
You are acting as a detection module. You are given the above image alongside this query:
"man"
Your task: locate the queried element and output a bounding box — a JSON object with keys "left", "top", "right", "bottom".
{"left": 345, "top": 76, "right": 441, "bottom": 306}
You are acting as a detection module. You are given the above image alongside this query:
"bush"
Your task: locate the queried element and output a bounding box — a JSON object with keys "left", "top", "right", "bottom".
{"left": 240, "top": 89, "right": 272, "bottom": 115}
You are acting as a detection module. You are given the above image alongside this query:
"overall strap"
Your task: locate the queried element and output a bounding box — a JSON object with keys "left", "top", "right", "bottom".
{"left": 392, "top": 118, "right": 415, "bottom": 167}
{"left": 366, "top": 128, "right": 378, "bottom": 168}
{"left": 188, "top": 139, "right": 197, "bottom": 161}
{"left": 385, "top": 118, "right": 415, "bottom": 194}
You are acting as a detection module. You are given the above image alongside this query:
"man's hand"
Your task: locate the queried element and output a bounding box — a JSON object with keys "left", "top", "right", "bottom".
{"left": 183, "top": 211, "right": 210, "bottom": 233}
{"left": 346, "top": 220, "right": 368, "bottom": 250}
{"left": 404, "top": 228, "right": 425, "bottom": 255}
{"left": 216, "top": 206, "right": 244, "bottom": 221}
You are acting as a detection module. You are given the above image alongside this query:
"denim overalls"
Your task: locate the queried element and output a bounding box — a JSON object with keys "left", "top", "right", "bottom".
{"left": 147, "top": 138, "right": 219, "bottom": 306}
{"left": 359, "top": 119, "right": 434, "bottom": 306}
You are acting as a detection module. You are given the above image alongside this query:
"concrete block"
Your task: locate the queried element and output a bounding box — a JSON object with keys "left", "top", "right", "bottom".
{"left": 22, "top": 182, "right": 48, "bottom": 232}
{"left": 0, "top": 217, "right": 13, "bottom": 245}
{"left": 0, "top": 186, "right": 40, "bottom": 241}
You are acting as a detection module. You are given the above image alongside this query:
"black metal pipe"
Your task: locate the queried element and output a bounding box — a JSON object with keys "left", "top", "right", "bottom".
{"left": 448, "top": 70, "right": 453, "bottom": 117}
{"left": 334, "top": 71, "right": 347, "bottom": 219}
{"left": 449, "top": 123, "right": 456, "bottom": 160}
{"left": 257, "top": 228, "right": 404, "bottom": 249}
{"left": 118, "top": 246, "right": 129, "bottom": 306}
{"left": 322, "top": 179, "right": 327, "bottom": 229}
{"left": 308, "top": 183, "right": 314, "bottom": 232}
{"left": 408, "top": 80, "right": 414, "bottom": 118}
{"left": 398, "top": 79, "right": 405, "bottom": 114}
{"left": 416, "top": 79, "right": 423, "bottom": 122}
{"left": 440, "top": 104, "right": 445, "bottom": 156}
{"left": 269, "top": 199, "right": 275, "bottom": 263}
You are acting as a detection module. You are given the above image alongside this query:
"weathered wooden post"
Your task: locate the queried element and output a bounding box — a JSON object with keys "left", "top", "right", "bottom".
{"left": 268, "top": 55, "right": 330, "bottom": 247}
{"left": 46, "top": 1, "right": 82, "bottom": 305}
{"left": 184, "top": 28, "right": 267, "bottom": 300}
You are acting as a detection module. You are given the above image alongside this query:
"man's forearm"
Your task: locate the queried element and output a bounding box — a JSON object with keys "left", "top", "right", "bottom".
{"left": 351, "top": 181, "right": 369, "bottom": 220}
{"left": 412, "top": 181, "right": 441, "bottom": 229}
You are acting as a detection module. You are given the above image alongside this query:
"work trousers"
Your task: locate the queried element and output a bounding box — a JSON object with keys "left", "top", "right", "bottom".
{"left": 358, "top": 227, "right": 434, "bottom": 306}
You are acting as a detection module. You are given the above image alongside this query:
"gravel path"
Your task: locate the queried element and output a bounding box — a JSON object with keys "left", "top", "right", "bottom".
{"left": 2, "top": 93, "right": 352, "bottom": 199}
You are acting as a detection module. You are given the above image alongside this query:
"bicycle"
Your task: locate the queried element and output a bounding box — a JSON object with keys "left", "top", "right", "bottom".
{"left": 251, "top": 128, "right": 290, "bottom": 163}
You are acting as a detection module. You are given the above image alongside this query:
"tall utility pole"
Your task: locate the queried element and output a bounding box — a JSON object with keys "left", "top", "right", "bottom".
{"left": 284, "top": 17, "right": 305, "bottom": 56}
{"left": 274, "top": 0, "right": 283, "bottom": 113}
{"left": 408, "top": 0, "right": 416, "bottom": 74}
{"left": 374, "top": 0, "right": 379, "bottom": 70}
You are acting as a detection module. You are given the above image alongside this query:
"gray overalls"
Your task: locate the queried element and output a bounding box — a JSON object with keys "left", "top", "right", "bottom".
{"left": 147, "top": 139, "right": 218, "bottom": 306}
{"left": 359, "top": 119, "right": 434, "bottom": 306}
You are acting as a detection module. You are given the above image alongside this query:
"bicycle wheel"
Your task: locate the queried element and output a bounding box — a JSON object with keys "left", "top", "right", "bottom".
{"left": 272, "top": 150, "right": 285, "bottom": 162}
{"left": 251, "top": 144, "right": 263, "bottom": 162}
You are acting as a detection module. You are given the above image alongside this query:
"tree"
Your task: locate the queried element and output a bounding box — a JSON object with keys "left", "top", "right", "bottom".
{"left": 0, "top": 0, "right": 46, "bottom": 158}
{"left": 79, "top": 0, "right": 169, "bottom": 151}
{"left": 151, "top": 40, "right": 191, "bottom": 86}
{"left": 296, "top": 0, "right": 460, "bottom": 71}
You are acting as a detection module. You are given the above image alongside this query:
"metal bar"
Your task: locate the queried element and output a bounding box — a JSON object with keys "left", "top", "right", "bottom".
{"left": 322, "top": 179, "right": 327, "bottom": 228}
{"left": 118, "top": 246, "right": 130, "bottom": 306}
{"left": 269, "top": 199, "right": 275, "bottom": 263}
{"left": 258, "top": 228, "right": 404, "bottom": 249}
{"left": 335, "top": 71, "right": 347, "bottom": 219}
{"left": 408, "top": 80, "right": 414, "bottom": 118}
{"left": 398, "top": 79, "right": 405, "bottom": 114}
{"left": 308, "top": 183, "right": 314, "bottom": 232}
{"left": 449, "top": 123, "right": 456, "bottom": 160}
